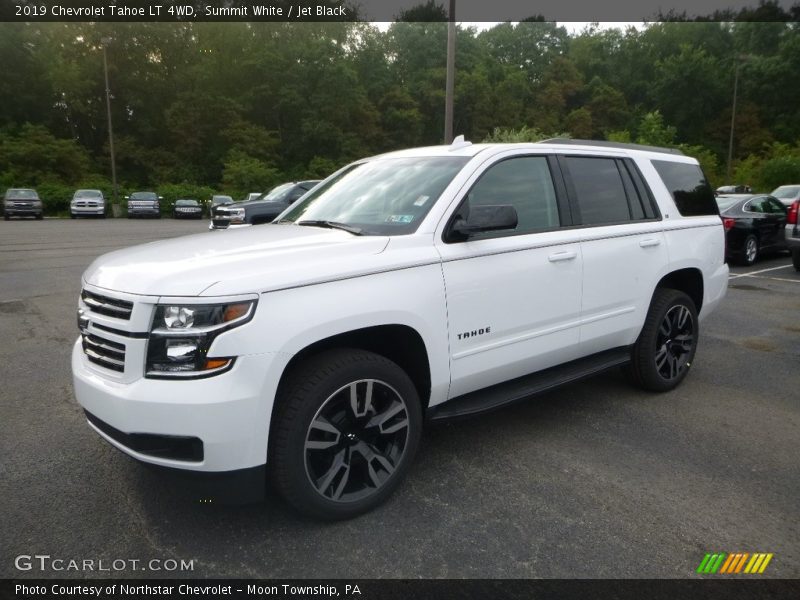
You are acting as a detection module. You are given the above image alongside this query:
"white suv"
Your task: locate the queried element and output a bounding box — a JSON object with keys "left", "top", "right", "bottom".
{"left": 72, "top": 139, "right": 728, "bottom": 519}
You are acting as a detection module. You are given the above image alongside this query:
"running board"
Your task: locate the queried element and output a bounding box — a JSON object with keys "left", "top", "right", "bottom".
{"left": 427, "top": 347, "right": 631, "bottom": 422}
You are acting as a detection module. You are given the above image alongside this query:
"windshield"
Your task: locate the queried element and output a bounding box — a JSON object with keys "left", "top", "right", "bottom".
{"left": 212, "top": 196, "right": 232, "bottom": 205}
{"left": 279, "top": 157, "right": 470, "bottom": 235}
{"left": 130, "top": 192, "right": 157, "bottom": 201}
{"left": 772, "top": 186, "right": 800, "bottom": 199}
{"left": 176, "top": 199, "right": 198, "bottom": 206}
{"left": 716, "top": 197, "right": 742, "bottom": 211}
{"left": 6, "top": 189, "right": 38, "bottom": 199}
{"left": 260, "top": 183, "right": 295, "bottom": 202}
{"left": 74, "top": 190, "right": 102, "bottom": 199}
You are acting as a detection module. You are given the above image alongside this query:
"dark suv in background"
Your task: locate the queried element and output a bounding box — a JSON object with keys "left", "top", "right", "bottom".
{"left": 3, "top": 188, "right": 43, "bottom": 220}
{"left": 210, "top": 180, "right": 320, "bottom": 230}
{"left": 126, "top": 191, "right": 161, "bottom": 218}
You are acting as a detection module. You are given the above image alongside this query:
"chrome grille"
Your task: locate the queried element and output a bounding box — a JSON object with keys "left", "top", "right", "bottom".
{"left": 82, "top": 333, "right": 125, "bottom": 372}
{"left": 81, "top": 290, "right": 133, "bottom": 320}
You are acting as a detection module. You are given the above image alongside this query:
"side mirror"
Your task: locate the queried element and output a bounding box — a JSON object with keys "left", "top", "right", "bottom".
{"left": 450, "top": 204, "right": 518, "bottom": 240}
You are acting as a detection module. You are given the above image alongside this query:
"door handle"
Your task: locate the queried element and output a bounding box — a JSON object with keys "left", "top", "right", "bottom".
{"left": 639, "top": 238, "right": 661, "bottom": 248}
{"left": 548, "top": 250, "right": 577, "bottom": 262}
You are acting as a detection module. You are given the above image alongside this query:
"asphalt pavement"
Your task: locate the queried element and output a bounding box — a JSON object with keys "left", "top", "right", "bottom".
{"left": 1, "top": 218, "right": 798, "bottom": 578}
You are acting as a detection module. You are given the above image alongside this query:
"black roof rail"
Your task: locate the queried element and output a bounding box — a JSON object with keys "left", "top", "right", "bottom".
{"left": 539, "top": 138, "right": 685, "bottom": 156}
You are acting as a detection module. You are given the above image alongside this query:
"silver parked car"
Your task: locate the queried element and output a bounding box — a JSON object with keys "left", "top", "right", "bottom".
{"left": 70, "top": 190, "right": 106, "bottom": 219}
{"left": 770, "top": 185, "right": 800, "bottom": 207}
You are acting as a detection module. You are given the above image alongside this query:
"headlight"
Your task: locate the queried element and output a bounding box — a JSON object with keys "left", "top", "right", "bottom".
{"left": 229, "top": 207, "right": 246, "bottom": 223}
{"left": 145, "top": 300, "right": 256, "bottom": 379}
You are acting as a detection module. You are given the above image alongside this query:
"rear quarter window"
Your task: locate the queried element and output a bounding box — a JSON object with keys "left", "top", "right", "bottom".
{"left": 651, "top": 160, "right": 718, "bottom": 216}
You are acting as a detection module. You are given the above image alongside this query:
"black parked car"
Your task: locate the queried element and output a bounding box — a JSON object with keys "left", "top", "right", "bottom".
{"left": 210, "top": 180, "right": 320, "bottom": 230}
{"left": 717, "top": 194, "right": 788, "bottom": 265}
{"left": 173, "top": 198, "right": 204, "bottom": 219}
{"left": 3, "top": 188, "right": 43, "bottom": 220}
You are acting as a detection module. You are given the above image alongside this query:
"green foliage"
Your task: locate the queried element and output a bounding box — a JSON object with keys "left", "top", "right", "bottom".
{"left": 1, "top": 19, "right": 800, "bottom": 210}
{"left": 221, "top": 153, "right": 280, "bottom": 199}
{"left": 482, "top": 127, "right": 568, "bottom": 143}
{"left": 636, "top": 111, "right": 678, "bottom": 147}
{"left": 305, "top": 157, "right": 341, "bottom": 179}
{"left": 0, "top": 124, "right": 92, "bottom": 185}
{"left": 607, "top": 131, "right": 632, "bottom": 143}
{"left": 759, "top": 155, "right": 800, "bottom": 190}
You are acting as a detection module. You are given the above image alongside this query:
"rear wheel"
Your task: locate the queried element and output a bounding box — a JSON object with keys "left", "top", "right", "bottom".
{"left": 792, "top": 249, "right": 800, "bottom": 272}
{"left": 628, "top": 288, "right": 698, "bottom": 393}
{"left": 271, "top": 349, "right": 422, "bottom": 520}
{"left": 741, "top": 234, "right": 758, "bottom": 266}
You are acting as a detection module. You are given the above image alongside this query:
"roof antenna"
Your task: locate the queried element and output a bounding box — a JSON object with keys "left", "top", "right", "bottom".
{"left": 448, "top": 135, "right": 471, "bottom": 151}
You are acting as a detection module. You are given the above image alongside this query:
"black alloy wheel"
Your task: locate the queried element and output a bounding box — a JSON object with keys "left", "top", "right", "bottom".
{"left": 628, "top": 288, "right": 699, "bottom": 392}
{"left": 271, "top": 349, "right": 422, "bottom": 520}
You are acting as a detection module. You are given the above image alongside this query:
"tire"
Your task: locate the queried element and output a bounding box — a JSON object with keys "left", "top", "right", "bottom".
{"left": 792, "top": 248, "right": 800, "bottom": 272}
{"left": 628, "top": 288, "right": 699, "bottom": 393}
{"left": 70, "top": 212, "right": 76, "bottom": 219}
{"left": 271, "top": 349, "right": 422, "bottom": 520}
{"left": 740, "top": 234, "right": 758, "bottom": 266}
{"left": 36, "top": 213, "right": 43, "bottom": 220}
{"left": 3, "top": 214, "right": 9, "bottom": 221}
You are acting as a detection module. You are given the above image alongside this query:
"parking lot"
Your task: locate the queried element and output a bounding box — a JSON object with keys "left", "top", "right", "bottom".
{"left": 1, "top": 218, "right": 798, "bottom": 579}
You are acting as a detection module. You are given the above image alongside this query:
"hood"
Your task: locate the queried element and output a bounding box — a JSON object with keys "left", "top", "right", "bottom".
{"left": 83, "top": 224, "right": 390, "bottom": 297}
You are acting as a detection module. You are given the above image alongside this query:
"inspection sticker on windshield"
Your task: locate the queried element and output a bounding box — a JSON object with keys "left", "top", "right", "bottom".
{"left": 386, "top": 215, "right": 414, "bottom": 223}
{"left": 413, "top": 195, "right": 430, "bottom": 206}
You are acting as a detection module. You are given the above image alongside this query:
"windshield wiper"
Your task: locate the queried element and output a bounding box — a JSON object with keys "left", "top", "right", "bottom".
{"left": 296, "top": 220, "right": 364, "bottom": 235}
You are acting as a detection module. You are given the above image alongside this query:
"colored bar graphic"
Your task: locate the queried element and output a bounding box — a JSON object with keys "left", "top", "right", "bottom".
{"left": 758, "top": 554, "right": 773, "bottom": 573}
{"left": 698, "top": 552, "right": 773, "bottom": 574}
{"left": 734, "top": 553, "right": 749, "bottom": 573}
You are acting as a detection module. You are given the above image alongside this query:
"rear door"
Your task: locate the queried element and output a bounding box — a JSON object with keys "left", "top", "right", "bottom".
{"left": 557, "top": 155, "right": 668, "bottom": 355}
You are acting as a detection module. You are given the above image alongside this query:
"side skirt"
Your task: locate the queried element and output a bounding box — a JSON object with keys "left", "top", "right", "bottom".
{"left": 427, "top": 346, "right": 631, "bottom": 422}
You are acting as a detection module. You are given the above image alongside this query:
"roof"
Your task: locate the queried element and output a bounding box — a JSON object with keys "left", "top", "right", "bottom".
{"left": 371, "top": 137, "right": 695, "bottom": 162}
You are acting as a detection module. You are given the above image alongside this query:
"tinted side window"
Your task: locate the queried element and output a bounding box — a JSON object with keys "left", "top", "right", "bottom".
{"left": 651, "top": 160, "right": 718, "bottom": 216}
{"left": 765, "top": 197, "right": 787, "bottom": 214}
{"left": 460, "top": 156, "right": 559, "bottom": 240}
{"left": 564, "top": 157, "right": 631, "bottom": 225}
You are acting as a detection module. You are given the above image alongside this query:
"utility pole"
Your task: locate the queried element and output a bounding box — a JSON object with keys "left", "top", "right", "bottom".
{"left": 443, "top": 0, "right": 455, "bottom": 144}
{"left": 101, "top": 37, "right": 118, "bottom": 211}
{"left": 726, "top": 54, "right": 750, "bottom": 183}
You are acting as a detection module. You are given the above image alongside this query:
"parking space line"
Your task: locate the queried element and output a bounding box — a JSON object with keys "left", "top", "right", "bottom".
{"left": 729, "top": 264, "right": 793, "bottom": 279}
{"left": 746, "top": 275, "right": 800, "bottom": 284}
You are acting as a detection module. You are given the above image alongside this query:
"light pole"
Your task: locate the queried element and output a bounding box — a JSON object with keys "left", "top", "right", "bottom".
{"left": 726, "top": 54, "right": 750, "bottom": 183}
{"left": 101, "top": 37, "right": 119, "bottom": 212}
{"left": 443, "top": 0, "right": 455, "bottom": 144}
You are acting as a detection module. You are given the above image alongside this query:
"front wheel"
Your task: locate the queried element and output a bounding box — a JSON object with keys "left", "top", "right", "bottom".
{"left": 271, "top": 349, "right": 422, "bottom": 520}
{"left": 792, "top": 249, "right": 800, "bottom": 272}
{"left": 628, "top": 289, "right": 699, "bottom": 393}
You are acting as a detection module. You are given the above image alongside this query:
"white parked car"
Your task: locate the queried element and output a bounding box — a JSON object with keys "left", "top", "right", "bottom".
{"left": 70, "top": 189, "right": 106, "bottom": 218}
{"left": 72, "top": 138, "right": 728, "bottom": 519}
{"left": 770, "top": 184, "right": 800, "bottom": 207}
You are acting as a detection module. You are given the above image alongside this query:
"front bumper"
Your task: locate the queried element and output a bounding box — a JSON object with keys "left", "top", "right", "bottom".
{"left": 209, "top": 220, "right": 251, "bottom": 230}
{"left": 71, "top": 205, "right": 105, "bottom": 215}
{"left": 127, "top": 207, "right": 160, "bottom": 216}
{"left": 4, "top": 207, "right": 41, "bottom": 216}
{"left": 72, "top": 340, "right": 284, "bottom": 473}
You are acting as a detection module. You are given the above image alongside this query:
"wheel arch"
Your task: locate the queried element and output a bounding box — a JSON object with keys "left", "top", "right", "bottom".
{"left": 271, "top": 323, "right": 433, "bottom": 426}
{"left": 654, "top": 267, "right": 704, "bottom": 313}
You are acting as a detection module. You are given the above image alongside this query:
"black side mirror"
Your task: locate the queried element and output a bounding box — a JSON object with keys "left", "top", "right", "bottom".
{"left": 449, "top": 204, "right": 518, "bottom": 240}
